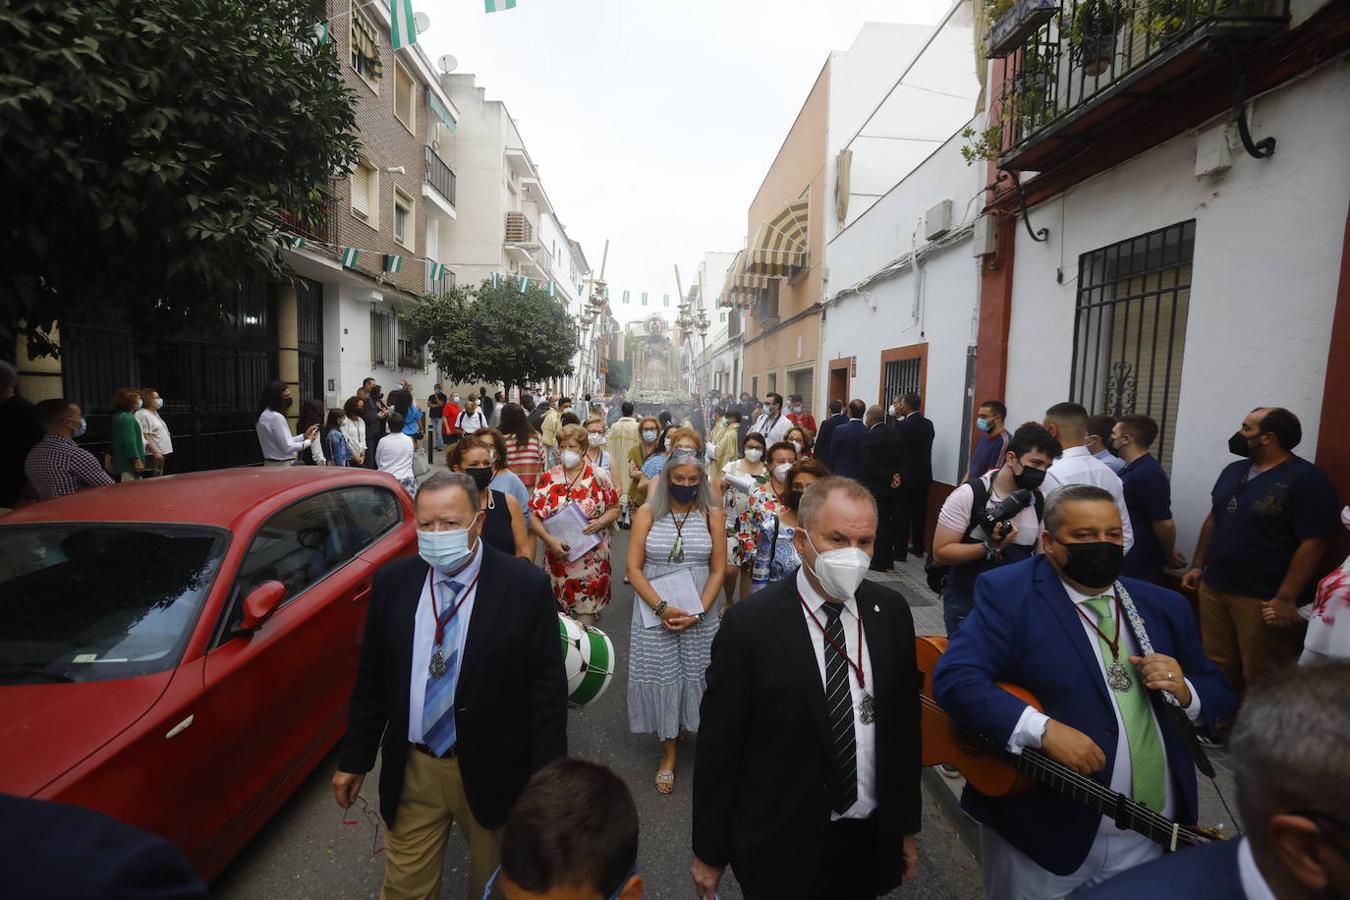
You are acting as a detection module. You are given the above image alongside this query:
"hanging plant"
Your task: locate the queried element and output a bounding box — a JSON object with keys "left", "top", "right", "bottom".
{"left": 1136, "top": 0, "right": 1191, "bottom": 42}
{"left": 1071, "top": 0, "right": 1123, "bottom": 77}
{"left": 960, "top": 123, "right": 1004, "bottom": 165}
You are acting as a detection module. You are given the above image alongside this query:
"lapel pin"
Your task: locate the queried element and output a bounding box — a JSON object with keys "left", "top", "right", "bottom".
{"left": 873, "top": 604, "right": 880, "bottom": 612}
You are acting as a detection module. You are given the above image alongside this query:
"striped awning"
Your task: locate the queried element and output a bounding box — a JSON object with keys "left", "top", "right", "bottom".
{"left": 747, "top": 198, "right": 809, "bottom": 276}
{"left": 721, "top": 249, "right": 774, "bottom": 307}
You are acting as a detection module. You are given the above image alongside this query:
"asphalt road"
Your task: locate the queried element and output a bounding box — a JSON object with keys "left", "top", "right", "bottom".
{"left": 212, "top": 530, "right": 983, "bottom": 899}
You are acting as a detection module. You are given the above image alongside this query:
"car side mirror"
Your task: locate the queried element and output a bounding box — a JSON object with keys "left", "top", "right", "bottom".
{"left": 239, "top": 580, "right": 287, "bottom": 632}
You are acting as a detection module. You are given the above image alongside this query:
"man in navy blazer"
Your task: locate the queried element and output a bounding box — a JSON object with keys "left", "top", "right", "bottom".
{"left": 828, "top": 399, "right": 870, "bottom": 480}
{"left": 933, "top": 484, "right": 1236, "bottom": 898}
{"left": 1083, "top": 663, "right": 1350, "bottom": 900}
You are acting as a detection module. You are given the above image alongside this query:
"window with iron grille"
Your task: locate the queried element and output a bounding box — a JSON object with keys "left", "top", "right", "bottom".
{"left": 350, "top": 5, "right": 383, "bottom": 87}
{"left": 1070, "top": 221, "right": 1194, "bottom": 472}
{"left": 370, "top": 310, "right": 395, "bottom": 367}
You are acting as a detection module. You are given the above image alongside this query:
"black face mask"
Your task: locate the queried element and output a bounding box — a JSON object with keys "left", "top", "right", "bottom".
{"left": 1059, "top": 541, "right": 1124, "bottom": 589}
{"left": 465, "top": 466, "right": 494, "bottom": 491}
{"left": 1228, "top": 431, "right": 1254, "bottom": 458}
{"left": 283, "top": 396, "right": 294, "bottom": 410}
{"left": 785, "top": 489, "right": 804, "bottom": 511}
{"left": 1013, "top": 462, "right": 1046, "bottom": 491}
{"left": 669, "top": 483, "right": 699, "bottom": 504}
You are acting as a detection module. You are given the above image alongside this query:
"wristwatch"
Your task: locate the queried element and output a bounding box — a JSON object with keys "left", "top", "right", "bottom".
{"left": 695, "top": 610, "right": 707, "bottom": 622}
{"left": 654, "top": 600, "right": 668, "bottom": 617}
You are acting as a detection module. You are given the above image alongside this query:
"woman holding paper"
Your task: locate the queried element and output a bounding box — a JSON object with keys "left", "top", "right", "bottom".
{"left": 530, "top": 424, "right": 621, "bottom": 626}
{"left": 626, "top": 455, "right": 726, "bottom": 795}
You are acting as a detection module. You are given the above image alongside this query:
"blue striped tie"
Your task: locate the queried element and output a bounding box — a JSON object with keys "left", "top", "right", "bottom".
{"left": 421, "top": 579, "right": 466, "bottom": 756}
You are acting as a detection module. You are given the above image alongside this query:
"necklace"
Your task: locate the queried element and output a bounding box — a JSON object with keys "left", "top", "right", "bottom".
{"left": 668, "top": 508, "right": 693, "bottom": 562}
{"left": 1073, "top": 590, "right": 1132, "bottom": 692}
{"left": 426, "top": 568, "right": 482, "bottom": 678}
{"left": 799, "top": 594, "right": 875, "bottom": 724}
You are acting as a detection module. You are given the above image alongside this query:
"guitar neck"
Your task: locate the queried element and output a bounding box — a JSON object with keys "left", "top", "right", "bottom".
{"left": 1007, "top": 747, "right": 1209, "bottom": 851}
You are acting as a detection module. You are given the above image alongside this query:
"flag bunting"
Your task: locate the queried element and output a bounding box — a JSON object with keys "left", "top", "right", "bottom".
{"left": 485, "top": 0, "right": 517, "bottom": 12}
{"left": 384, "top": 254, "right": 404, "bottom": 273}
{"left": 390, "top": 0, "right": 418, "bottom": 49}
{"left": 340, "top": 247, "right": 360, "bottom": 268}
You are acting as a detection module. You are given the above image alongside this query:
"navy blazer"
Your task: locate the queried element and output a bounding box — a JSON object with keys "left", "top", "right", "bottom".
{"left": 895, "top": 413, "right": 934, "bottom": 486}
{"left": 1079, "top": 837, "right": 1246, "bottom": 898}
{"left": 931, "top": 556, "right": 1236, "bottom": 875}
{"left": 337, "top": 548, "right": 568, "bottom": 829}
{"left": 829, "top": 419, "right": 869, "bottom": 479}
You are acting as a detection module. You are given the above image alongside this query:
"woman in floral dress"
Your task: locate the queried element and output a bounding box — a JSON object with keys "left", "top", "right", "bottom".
{"left": 750, "top": 459, "right": 829, "bottom": 590}
{"left": 530, "top": 424, "right": 621, "bottom": 627}
{"left": 719, "top": 430, "right": 768, "bottom": 607}
{"left": 737, "top": 441, "right": 798, "bottom": 591}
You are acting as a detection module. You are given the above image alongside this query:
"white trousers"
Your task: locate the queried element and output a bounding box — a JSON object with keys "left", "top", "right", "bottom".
{"left": 980, "top": 822, "right": 1162, "bottom": 899}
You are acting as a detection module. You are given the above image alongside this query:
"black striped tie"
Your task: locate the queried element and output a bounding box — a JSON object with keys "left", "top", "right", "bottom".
{"left": 822, "top": 602, "right": 857, "bottom": 815}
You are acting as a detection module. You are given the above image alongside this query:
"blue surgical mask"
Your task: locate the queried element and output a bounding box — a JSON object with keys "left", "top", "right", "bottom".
{"left": 417, "top": 521, "right": 479, "bottom": 573}
{"left": 642, "top": 430, "right": 658, "bottom": 443}
{"left": 73, "top": 417, "right": 87, "bottom": 439}
{"left": 976, "top": 417, "right": 991, "bottom": 433}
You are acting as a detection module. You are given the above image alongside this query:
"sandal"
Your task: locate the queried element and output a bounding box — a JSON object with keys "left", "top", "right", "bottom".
{"left": 655, "top": 770, "right": 675, "bottom": 794}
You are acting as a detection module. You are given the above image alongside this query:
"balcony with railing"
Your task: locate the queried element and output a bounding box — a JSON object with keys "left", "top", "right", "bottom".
{"left": 279, "top": 194, "right": 337, "bottom": 246}
{"left": 504, "top": 211, "right": 536, "bottom": 245}
{"left": 424, "top": 146, "right": 456, "bottom": 208}
{"left": 985, "top": 0, "right": 1290, "bottom": 172}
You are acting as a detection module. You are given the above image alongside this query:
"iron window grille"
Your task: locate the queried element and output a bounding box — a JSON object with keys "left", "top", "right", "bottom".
{"left": 1069, "top": 220, "right": 1195, "bottom": 472}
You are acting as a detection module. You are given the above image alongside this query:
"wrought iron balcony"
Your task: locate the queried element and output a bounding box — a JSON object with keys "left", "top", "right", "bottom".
{"left": 424, "top": 147, "right": 456, "bottom": 207}
{"left": 986, "top": 0, "right": 1290, "bottom": 171}
{"left": 279, "top": 194, "right": 336, "bottom": 246}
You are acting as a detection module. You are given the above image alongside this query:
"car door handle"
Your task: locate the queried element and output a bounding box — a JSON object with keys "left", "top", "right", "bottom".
{"left": 165, "top": 715, "right": 195, "bottom": 740}
{"left": 351, "top": 583, "right": 372, "bottom": 605}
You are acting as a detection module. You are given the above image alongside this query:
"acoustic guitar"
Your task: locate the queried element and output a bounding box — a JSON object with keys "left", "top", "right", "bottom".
{"left": 916, "top": 635, "right": 1221, "bottom": 853}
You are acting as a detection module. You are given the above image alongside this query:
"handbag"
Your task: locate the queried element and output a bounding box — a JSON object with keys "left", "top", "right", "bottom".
{"left": 412, "top": 453, "right": 430, "bottom": 478}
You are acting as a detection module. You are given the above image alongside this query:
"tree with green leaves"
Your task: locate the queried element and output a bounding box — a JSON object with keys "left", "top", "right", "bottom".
{"left": 0, "top": 0, "right": 359, "bottom": 356}
{"left": 402, "top": 279, "right": 579, "bottom": 394}
{"left": 605, "top": 359, "right": 632, "bottom": 393}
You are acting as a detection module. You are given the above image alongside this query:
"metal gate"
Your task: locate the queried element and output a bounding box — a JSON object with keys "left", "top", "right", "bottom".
{"left": 296, "top": 277, "right": 324, "bottom": 405}
{"left": 882, "top": 357, "right": 921, "bottom": 407}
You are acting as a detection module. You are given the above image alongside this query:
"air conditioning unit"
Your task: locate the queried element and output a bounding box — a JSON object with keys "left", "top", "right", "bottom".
{"left": 972, "top": 214, "right": 997, "bottom": 257}
{"left": 924, "top": 199, "right": 953, "bottom": 240}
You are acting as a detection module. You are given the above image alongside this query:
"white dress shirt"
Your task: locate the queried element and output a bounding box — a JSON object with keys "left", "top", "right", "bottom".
{"left": 408, "top": 542, "right": 484, "bottom": 743}
{"left": 753, "top": 412, "right": 791, "bottom": 445}
{"left": 985, "top": 576, "right": 1203, "bottom": 898}
{"left": 457, "top": 409, "right": 489, "bottom": 433}
{"left": 256, "top": 409, "right": 312, "bottom": 461}
{"left": 1043, "top": 446, "right": 1135, "bottom": 553}
{"left": 376, "top": 432, "right": 415, "bottom": 482}
{"left": 795, "top": 567, "right": 877, "bottom": 821}
{"left": 1238, "top": 837, "right": 1276, "bottom": 900}
{"left": 341, "top": 415, "right": 367, "bottom": 457}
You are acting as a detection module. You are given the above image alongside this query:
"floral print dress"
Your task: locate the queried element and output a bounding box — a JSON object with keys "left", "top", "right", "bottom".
{"left": 722, "top": 459, "right": 770, "bottom": 567}
{"left": 737, "top": 483, "right": 787, "bottom": 571}
{"left": 530, "top": 462, "right": 620, "bottom": 616}
{"left": 744, "top": 485, "right": 801, "bottom": 589}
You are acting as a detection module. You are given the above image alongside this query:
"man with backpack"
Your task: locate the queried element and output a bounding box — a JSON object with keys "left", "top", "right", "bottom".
{"left": 930, "top": 422, "right": 1062, "bottom": 636}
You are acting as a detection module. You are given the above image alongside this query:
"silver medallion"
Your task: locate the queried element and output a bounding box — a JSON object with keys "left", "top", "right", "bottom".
{"left": 858, "top": 690, "right": 877, "bottom": 724}
{"left": 429, "top": 649, "right": 447, "bottom": 678}
{"left": 1107, "top": 659, "right": 1132, "bottom": 693}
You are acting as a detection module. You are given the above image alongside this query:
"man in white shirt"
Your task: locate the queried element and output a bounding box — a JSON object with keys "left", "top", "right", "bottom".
{"left": 1081, "top": 663, "right": 1350, "bottom": 900}
{"left": 455, "top": 396, "right": 489, "bottom": 435}
{"left": 255, "top": 381, "right": 318, "bottom": 465}
{"left": 933, "top": 485, "right": 1236, "bottom": 899}
{"left": 1043, "top": 402, "right": 1135, "bottom": 553}
{"left": 751, "top": 392, "right": 792, "bottom": 446}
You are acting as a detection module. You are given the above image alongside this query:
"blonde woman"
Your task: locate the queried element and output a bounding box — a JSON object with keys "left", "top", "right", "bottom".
{"left": 134, "top": 387, "right": 172, "bottom": 476}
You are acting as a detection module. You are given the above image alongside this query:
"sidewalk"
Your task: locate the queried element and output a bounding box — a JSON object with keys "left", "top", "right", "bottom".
{"left": 864, "top": 560, "right": 1244, "bottom": 859}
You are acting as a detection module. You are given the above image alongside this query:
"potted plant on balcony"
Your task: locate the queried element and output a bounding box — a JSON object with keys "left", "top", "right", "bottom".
{"left": 1136, "top": 0, "right": 1191, "bottom": 42}
{"left": 1071, "top": 0, "right": 1123, "bottom": 76}
{"left": 985, "top": 0, "right": 1060, "bottom": 58}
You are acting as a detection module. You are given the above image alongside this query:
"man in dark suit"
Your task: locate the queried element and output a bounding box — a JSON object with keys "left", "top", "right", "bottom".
{"left": 0, "top": 794, "right": 207, "bottom": 899}
{"left": 813, "top": 399, "right": 846, "bottom": 469}
{"left": 1083, "top": 663, "right": 1350, "bottom": 900}
{"left": 828, "top": 399, "right": 870, "bottom": 480}
{"left": 693, "top": 476, "right": 922, "bottom": 900}
{"left": 860, "top": 404, "right": 907, "bottom": 573}
{"left": 892, "top": 392, "right": 934, "bottom": 560}
{"left": 933, "top": 485, "right": 1236, "bottom": 898}
{"left": 333, "top": 471, "right": 568, "bottom": 900}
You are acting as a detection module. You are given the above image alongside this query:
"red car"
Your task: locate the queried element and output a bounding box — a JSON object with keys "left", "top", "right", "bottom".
{"left": 0, "top": 467, "right": 416, "bottom": 879}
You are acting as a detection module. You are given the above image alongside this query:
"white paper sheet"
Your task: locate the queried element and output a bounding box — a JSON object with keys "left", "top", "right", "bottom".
{"left": 541, "top": 503, "right": 601, "bottom": 562}
{"left": 636, "top": 567, "right": 706, "bottom": 629}
{"left": 724, "top": 473, "right": 754, "bottom": 494}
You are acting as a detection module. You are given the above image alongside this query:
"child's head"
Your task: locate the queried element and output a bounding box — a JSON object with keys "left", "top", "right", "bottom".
{"left": 493, "top": 760, "right": 641, "bottom": 900}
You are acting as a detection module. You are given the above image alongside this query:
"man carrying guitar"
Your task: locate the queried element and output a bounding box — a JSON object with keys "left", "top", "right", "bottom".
{"left": 933, "top": 484, "right": 1236, "bottom": 898}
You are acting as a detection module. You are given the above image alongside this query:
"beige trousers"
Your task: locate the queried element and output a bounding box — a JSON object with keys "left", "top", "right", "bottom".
{"left": 380, "top": 749, "right": 501, "bottom": 900}
{"left": 1198, "top": 584, "right": 1305, "bottom": 695}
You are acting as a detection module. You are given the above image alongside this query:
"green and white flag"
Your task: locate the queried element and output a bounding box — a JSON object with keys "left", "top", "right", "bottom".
{"left": 663, "top": 294, "right": 670, "bottom": 307}
{"left": 641, "top": 292, "right": 648, "bottom": 306}
{"left": 622, "top": 290, "right": 630, "bottom": 304}
{"left": 384, "top": 254, "right": 404, "bottom": 273}
{"left": 340, "top": 247, "right": 360, "bottom": 267}
{"left": 548, "top": 281, "right": 557, "bottom": 298}
{"left": 313, "top": 20, "right": 330, "bottom": 44}
{"left": 518, "top": 276, "right": 530, "bottom": 293}
{"left": 289, "top": 236, "right": 307, "bottom": 249}
{"left": 491, "top": 272, "right": 502, "bottom": 289}
{"left": 485, "top": 0, "right": 517, "bottom": 12}
{"left": 428, "top": 261, "right": 448, "bottom": 281}
{"left": 390, "top": 0, "right": 418, "bottom": 49}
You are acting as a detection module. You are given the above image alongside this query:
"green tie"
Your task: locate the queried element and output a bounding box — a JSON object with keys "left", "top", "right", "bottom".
{"left": 1083, "top": 596, "right": 1167, "bottom": 813}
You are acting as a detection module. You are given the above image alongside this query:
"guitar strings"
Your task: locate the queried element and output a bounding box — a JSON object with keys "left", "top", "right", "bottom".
{"left": 917, "top": 693, "right": 1197, "bottom": 840}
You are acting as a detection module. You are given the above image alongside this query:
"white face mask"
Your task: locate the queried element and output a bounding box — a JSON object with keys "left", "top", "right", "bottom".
{"left": 791, "top": 441, "right": 803, "bottom": 453}
{"left": 154, "top": 397, "right": 164, "bottom": 409}
{"left": 664, "top": 438, "right": 673, "bottom": 451}
{"left": 642, "top": 430, "right": 659, "bottom": 443}
{"left": 1342, "top": 506, "right": 1350, "bottom": 530}
{"left": 773, "top": 462, "right": 792, "bottom": 481}
{"left": 804, "top": 531, "right": 871, "bottom": 601}
{"left": 135, "top": 398, "right": 144, "bottom": 409}
{"left": 588, "top": 433, "right": 605, "bottom": 447}
{"left": 561, "top": 449, "right": 582, "bottom": 469}
{"left": 744, "top": 448, "right": 763, "bottom": 463}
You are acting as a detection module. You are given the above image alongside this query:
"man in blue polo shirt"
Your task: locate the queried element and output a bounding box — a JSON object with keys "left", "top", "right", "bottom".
{"left": 1111, "top": 414, "right": 1183, "bottom": 583}
{"left": 1181, "top": 407, "right": 1342, "bottom": 695}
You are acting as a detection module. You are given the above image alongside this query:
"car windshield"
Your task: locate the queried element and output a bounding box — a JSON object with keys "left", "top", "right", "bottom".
{"left": 0, "top": 523, "right": 227, "bottom": 684}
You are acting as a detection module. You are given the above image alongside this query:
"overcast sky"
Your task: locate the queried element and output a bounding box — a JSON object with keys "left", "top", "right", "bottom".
{"left": 417, "top": 0, "right": 954, "bottom": 322}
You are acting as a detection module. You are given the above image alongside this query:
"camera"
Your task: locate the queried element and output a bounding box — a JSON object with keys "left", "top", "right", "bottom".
{"left": 971, "top": 488, "right": 1035, "bottom": 542}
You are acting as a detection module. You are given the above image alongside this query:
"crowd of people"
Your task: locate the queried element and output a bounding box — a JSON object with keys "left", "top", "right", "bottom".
{"left": 4, "top": 355, "right": 1350, "bottom": 899}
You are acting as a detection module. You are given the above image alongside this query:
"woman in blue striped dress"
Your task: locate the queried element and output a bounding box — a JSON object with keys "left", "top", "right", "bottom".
{"left": 626, "top": 454, "right": 727, "bottom": 795}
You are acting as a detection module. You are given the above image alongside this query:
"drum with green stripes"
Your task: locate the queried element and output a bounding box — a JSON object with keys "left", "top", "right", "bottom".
{"left": 558, "top": 614, "right": 614, "bottom": 706}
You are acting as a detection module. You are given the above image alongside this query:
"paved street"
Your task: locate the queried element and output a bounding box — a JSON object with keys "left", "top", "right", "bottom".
{"left": 212, "top": 529, "right": 984, "bottom": 899}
